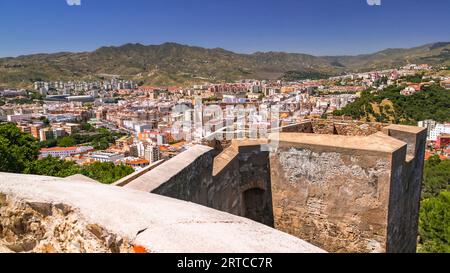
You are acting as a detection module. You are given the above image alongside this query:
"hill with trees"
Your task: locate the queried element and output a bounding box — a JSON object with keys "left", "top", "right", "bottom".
{"left": 419, "top": 156, "right": 450, "bottom": 253}
{"left": 333, "top": 84, "right": 450, "bottom": 125}
{"left": 1, "top": 42, "right": 449, "bottom": 88}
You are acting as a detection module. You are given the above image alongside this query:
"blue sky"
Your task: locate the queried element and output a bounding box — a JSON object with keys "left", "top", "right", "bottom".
{"left": 0, "top": 0, "right": 449, "bottom": 57}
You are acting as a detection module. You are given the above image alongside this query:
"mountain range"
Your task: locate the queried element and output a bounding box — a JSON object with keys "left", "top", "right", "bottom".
{"left": 1, "top": 42, "right": 449, "bottom": 88}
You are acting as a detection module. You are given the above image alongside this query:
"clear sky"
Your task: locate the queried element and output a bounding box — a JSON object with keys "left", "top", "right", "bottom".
{"left": 0, "top": 0, "right": 449, "bottom": 57}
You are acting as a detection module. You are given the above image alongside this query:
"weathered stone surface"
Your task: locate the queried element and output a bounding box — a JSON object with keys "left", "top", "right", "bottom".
{"left": 127, "top": 142, "right": 275, "bottom": 227}
{"left": 270, "top": 143, "right": 395, "bottom": 253}
{"left": 281, "top": 119, "right": 387, "bottom": 136}
{"left": 0, "top": 194, "right": 133, "bottom": 253}
{"left": 120, "top": 121, "right": 425, "bottom": 253}
{"left": 0, "top": 120, "right": 426, "bottom": 254}
{"left": 266, "top": 126, "right": 425, "bottom": 253}
{"left": 383, "top": 124, "right": 428, "bottom": 253}
{"left": 0, "top": 173, "right": 324, "bottom": 253}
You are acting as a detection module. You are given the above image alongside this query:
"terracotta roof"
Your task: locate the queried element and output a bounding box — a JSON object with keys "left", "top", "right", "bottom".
{"left": 126, "top": 159, "right": 149, "bottom": 165}
{"left": 40, "top": 147, "right": 77, "bottom": 152}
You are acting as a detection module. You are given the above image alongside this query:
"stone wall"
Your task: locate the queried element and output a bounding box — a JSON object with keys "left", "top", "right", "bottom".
{"left": 126, "top": 143, "right": 274, "bottom": 227}
{"left": 383, "top": 125, "right": 427, "bottom": 253}
{"left": 0, "top": 173, "right": 323, "bottom": 253}
{"left": 268, "top": 126, "right": 426, "bottom": 253}
{"left": 270, "top": 133, "right": 404, "bottom": 253}
{"left": 121, "top": 121, "right": 426, "bottom": 253}
{"left": 125, "top": 145, "right": 215, "bottom": 204}
{"left": 281, "top": 120, "right": 387, "bottom": 136}
{"left": 212, "top": 141, "right": 274, "bottom": 226}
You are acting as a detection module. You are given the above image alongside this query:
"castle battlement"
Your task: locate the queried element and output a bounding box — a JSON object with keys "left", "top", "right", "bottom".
{"left": 0, "top": 120, "right": 427, "bottom": 253}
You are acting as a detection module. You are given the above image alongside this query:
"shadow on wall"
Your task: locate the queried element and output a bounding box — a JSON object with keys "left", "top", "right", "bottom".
{"left": 124, "top": 144, "right": 275, "bottom": 228}
{"left": 243, "top": 188, "right": 267, "bottom": 223}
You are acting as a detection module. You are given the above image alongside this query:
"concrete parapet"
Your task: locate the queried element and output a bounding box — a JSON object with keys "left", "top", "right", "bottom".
{"left": 112, "top": 160, "right": 165, "bottom": 187}
{"left": 0, "top": 173, "right": 324, "bottom": 253}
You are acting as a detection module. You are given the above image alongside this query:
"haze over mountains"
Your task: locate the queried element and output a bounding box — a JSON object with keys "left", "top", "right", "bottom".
{"left": 1, "top": 42, "right": 449, "bottom": 88}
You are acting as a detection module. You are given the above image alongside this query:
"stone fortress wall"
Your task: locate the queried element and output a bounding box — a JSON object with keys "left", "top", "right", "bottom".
{"left": 124, "top": 120, "right": 427, "bottom": 253}
{"left": 0, "top": 119, "right": 426, "bottom": 253}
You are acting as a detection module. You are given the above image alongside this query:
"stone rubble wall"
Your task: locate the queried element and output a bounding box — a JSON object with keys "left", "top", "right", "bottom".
{"left": 383, "top": 125, "right": 428, "bottom": 252}
{"left": 270, "top": 144, "right": 395, "bottom": 253}
{"left": 268, "top": 124, "right": 426, "bottom": 253}
{"left": 280, "top": 120, "right": 387, "bottom": 136}
{"left": 212, "top": 142, "right": 274, "bottom": 226}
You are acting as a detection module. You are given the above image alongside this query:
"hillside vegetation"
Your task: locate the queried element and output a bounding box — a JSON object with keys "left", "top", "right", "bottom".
{"left": 419, "top": 156, "right": 450, "bottom": 253}
{"left": 333, "top": 84, "right": 450, "bottom": 125}
{"left": 1, "top": 42, "right": 449, "bottom": 88}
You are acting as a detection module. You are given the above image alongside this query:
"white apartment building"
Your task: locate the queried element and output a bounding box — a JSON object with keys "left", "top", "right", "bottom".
{"left": 429, "top": 124, "right": 450, "bottom": 141}
{"left": 418, "top": 120, "right": 450, "bottom": 141}
{"left": 90, "top": 152, "right": 124, "bottom": 164}
{"left": 40, "top": 146, "right": 94, "bottom": 159}
{"left": 144, "top": 145, "right": 161, "bottom": 164}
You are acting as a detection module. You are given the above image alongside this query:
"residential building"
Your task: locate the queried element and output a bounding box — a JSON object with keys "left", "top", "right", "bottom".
{"left": 90, "top": 151, "right": 124, "bottom": 164}
{"left": 144, "top": 145, "right": 161, "bottom": 164}
{"left": 40, "top": 146, "right": 94, "bottom": 159}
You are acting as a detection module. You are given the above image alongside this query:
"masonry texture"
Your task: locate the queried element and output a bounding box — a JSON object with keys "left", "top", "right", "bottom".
{"left": 123, "top": 120, "right": 426, "bottom": 253}
{"left": 126, "top": 143, "right": 274, "bottom": 227}
{"left": 0, "top": 120, "right": 426, "bottom": 253}
{"left": 270, "top": 121, "right": 426, "bottom": 253}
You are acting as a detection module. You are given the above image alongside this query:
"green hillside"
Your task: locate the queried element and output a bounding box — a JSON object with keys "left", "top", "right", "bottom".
{"left": 333, "top": 84, "right": 450, "bottom": 124}
{"left": 1, "top": 42, "right": 450, "bottom": 88}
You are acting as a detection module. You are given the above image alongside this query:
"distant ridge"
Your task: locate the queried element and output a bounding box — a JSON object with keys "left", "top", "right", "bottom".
{"left": 1, "top": 42, "right": 449, "bottom": 88}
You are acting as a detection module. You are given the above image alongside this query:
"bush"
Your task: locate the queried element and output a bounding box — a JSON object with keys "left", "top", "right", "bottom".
{"left": 0, "top": 123, "right": 39, "bottom": 173}
{"left": 419, "top": 190, "right": 450, "bottom": 253}
{"left": 81, "top": 162, "right": 134, "bottom": 184}
{"left": 24, "top": 156, "right": 80, "bottom": 178}
{"left": 422, "top": 156, "right": 450, "bottom": 199}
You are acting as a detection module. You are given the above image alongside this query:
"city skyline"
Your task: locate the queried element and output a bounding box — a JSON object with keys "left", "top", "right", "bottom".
{"left": 1, "top": 0, "right": 450, "bottom": 57}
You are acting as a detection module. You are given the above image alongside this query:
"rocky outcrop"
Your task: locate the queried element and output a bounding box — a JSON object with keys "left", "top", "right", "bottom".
{"left": 0, "top": 193, "right": 133, "bottom": 253}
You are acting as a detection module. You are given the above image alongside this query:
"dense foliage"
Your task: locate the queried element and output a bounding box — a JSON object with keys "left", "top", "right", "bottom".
{"left": 419, "top": 156, "right": 450, "bottom": 253}
{"left": 281, "top": 71, "right": 332, "bottom": 81}
{"left": 80, "top": 162, "right": 134, "bottom": 184}
{"left": 57, "top": 136, "right": 77, "bottom": 147}
{"left": 24, "top": 157, "right": 134, "bottom": 184}
{"left": 69, "top": 128, "right": 125, "bottom": 150}
{"left": 422, "top": 156, "right": 450, "bottom": 199}
{"left": 0, "top": 123, "right": 39, "bottom": 173}
{"left": 334, "top": 84, "right": 450, "bottom": 124}
{"left": 24, "top": 156, "right": 81, "bottom": 178}
{"left": 402, "top": 74, "right": 424, "bottom": 83}
{"left": 0, "top": 123, "right": 133, "bottom": 183}
{"left": 419, "top": 190, "right": 450, "bottom": 253}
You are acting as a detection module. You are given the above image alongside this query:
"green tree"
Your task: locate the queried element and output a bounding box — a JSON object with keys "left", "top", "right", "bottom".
{"left": 39, "top": 139, "right": 58, "bottom": 148}
{"left": 39, "top": 117, "right": 50, "bottom": 126}
{"left": 333, "top": 84, "right": 450, "bottom": 124}
{"left": 80, "top": 122, "right": 94, "bottom": 132}
{"left": 57, "top": 136, "right": 76, "bottom": 147}
{"left": 24, "top": 156, "right": 80, "bottom": 178}
{"left": 422, "top": 156, "right": 450, "bottom": 199}
{"left": 418, "top": 190, "right": 450, "bottom": 253}
{"left": 81, "top": 162, "right": 134, "bottom": 184}
{"left": 0, "top": 123, "right": 39, "bottom": 173}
